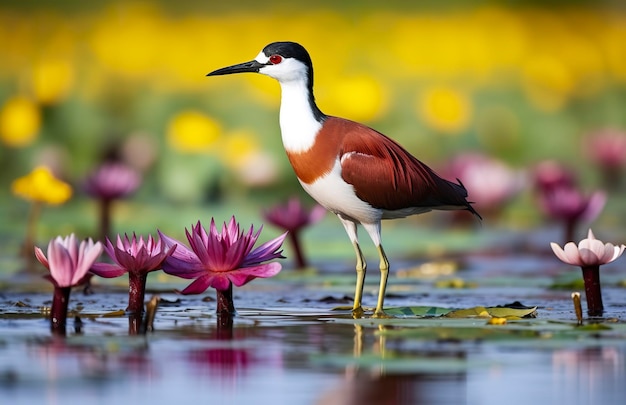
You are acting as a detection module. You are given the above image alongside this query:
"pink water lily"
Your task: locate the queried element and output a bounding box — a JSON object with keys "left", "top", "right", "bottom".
{"left": 92, "top": 233, "right": 175, "bottom": 277}
{"left": 91, "top": 233, "right": 175, "bottom": 315}
{"left": 34, "top": 234, "right": 103, "bottom": 335}
{"left": 35, "top": 234, "right": 103, "bottom": 288}
{"left": 551, "top": 229, "right": 625, "bottom": 317}
{"left": 83, "top": 161, "right": 142, "bottom": 241}
{"left": 263, "top": 197, "right": 325, "bottom": 269}
{"left": 551, "top": 229, "right": 625, "bottom": 267}
{"left": 159, "top": 217, "right": 286, "bottom": 314}
{"left": 83, "top": 162, "right": 141, "bottom": 201}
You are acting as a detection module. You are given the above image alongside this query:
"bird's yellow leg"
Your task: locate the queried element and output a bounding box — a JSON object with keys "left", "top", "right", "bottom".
{"left": 372, "top": 244, "right": 390, "bottom": 318}
{"left": 351, "top": 241, "right": 366, "bottom": 318}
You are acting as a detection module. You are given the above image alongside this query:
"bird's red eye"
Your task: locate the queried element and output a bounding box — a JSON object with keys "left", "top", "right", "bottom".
{"left": 269, "top": 55, "right": 283, "bottom": 64}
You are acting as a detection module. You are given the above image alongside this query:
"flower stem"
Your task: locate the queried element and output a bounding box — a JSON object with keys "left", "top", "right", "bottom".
{"left": 289, "top": 231, "right": 306, "bottom": 269}
{"left": 216, "top": 283, "right": 235, "bottom": 316}
{"left": 50, "top": 286, "right": 71, "bottom": 336}
{"left": 127, "top": 272, "right": 148, "bottom": 315}
{"left": 99, "top": 198, "right": 112, "bottom": 241}
{"left": 23, "top": 201, "right": 42, "bottom": 273}
{"left": 581, "top": 265, "right": 603, "bottom": 317}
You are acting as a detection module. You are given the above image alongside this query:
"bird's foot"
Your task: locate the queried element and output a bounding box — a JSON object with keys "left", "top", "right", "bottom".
{"left": 371, "top": 309, "right": 393, "bottom": 319}
{"left": 351, "top": 306, "right": 365, "bottom": 319}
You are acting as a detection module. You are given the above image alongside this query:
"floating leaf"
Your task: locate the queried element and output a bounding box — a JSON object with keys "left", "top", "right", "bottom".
{"left": 383, "top": 306, "right": 455, "bottom": 316}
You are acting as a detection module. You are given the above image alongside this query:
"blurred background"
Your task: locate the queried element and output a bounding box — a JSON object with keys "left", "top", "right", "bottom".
{"left": 1, "top": 0, "right": 626, "bottom": 266}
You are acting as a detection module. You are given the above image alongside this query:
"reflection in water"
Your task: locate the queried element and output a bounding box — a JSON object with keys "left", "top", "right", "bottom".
{"left": 318, "top": 323, "right": 467, "bottom": 405}
{"left": 187, "top": 315, "right": 250, "bottom": 374}
{"left": 552, "top": 346, "right": 625, "bottom": 403}
{"left": 3, "top": 304, "right": 626, "bottom": 404}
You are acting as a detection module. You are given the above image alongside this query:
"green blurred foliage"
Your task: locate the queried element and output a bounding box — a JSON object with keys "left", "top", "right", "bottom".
{"left": 1, "top": 0, "right": 625, "bottom": 257}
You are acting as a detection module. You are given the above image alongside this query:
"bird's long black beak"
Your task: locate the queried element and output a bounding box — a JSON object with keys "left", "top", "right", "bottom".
{"left": 206, "top": 60, "right": 264, "bottom": 76}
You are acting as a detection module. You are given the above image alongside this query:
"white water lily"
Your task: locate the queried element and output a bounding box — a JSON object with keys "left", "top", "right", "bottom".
{"left": 550, "top": 229, "right": 625, "bottom": 267}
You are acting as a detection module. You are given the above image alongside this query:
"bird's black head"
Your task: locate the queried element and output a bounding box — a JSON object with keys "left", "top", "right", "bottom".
{"left": 260, "top": 41, "right": 313, "bottom": 70}
{"left": 206, "top": 41, "right": 324, "bottom": 120}
{"left": 206, "top": 41, "right": 313, "bottom": 83}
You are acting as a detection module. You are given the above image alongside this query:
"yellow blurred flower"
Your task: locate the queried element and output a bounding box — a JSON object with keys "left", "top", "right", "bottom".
{"left": 166, "top": 110, "right": 222, "bottom": 154}
{"left": 319, "top": 74, "right": 389, "bottom": 122}
{"left": 12, "top": 166, "right": 73, "bottom": 205}
{"left": 418, "top": 86, "right": 472, "bottom": 134}
{"left": 521, "top": 55, "right": 575, "bottom": 112}
{"left": 220, "top": 129, "right": 279, "bottom": 186}
{"left": 32, "top": 58, "right": 75, "bottom": 105}
{"left": 0, "top": 96, "right": 41, "bottom": 147}
{"left": 220, "top": 129, "right": 259, "bottom": 168}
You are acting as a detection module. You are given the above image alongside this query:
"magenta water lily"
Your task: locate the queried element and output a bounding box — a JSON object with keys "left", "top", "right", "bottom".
{"left": 83, "top": 162, "right": 142, "bottom": 240}
{"left": 34, "top": 234, "right": 103, "bottom": 335}
{"left": 263, "top": 197, "right": 325, "bottom": 269}
{"left": 159, "top": 217, "right": 286, "bottom": 315}
{"left": 91, "top": 233, "right": 175, "bottom": 315}
{"left": 551, "top": 229, "right": 625, "bottom": 317}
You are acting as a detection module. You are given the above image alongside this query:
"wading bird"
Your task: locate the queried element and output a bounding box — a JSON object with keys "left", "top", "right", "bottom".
{"left": 207, "top": 41, "right": 480, "bottom": 317}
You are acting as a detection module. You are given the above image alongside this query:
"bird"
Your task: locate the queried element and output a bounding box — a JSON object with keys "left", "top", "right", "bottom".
{"left": 207, "top": 41, "right": 480, "bottom": 318}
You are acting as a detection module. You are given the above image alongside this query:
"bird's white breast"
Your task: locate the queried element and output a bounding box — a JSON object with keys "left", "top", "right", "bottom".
{"left": 299, "top": 159, "right": 382, "bottom": 224}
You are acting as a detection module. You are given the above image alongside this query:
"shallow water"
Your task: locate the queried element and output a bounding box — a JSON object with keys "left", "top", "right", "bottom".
{"left": 1, "top": 252, "right": 626, "bottom": 405}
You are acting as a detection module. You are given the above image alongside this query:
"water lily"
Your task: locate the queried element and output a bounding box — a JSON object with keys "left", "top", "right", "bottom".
{"left": 443, "top": 153, "right": 525, "bottom": 219}
{"left": 83, "top": 161, "right": 141, "bottom": 240}
{"left": 539, "top": 184, "right": 606, "bottom": 243}
{"left": 584, "top": 128, "right": 626, "bottom": 189}
{"left": 91, "top": 233, "right": 175, "bottom": 315}
{"left": 159, "top": 217, "right": 286, "bottom": 315}
{"left": 533, "top": 161, "right": 605, "bottom": 243}
{"left": 34, "top": 234, "right": 103, "bottom": 335}
{"left": 551, "top": 229, "right": 625, "bottom": 317}
{"left": 263, "top": 197, "right": 325, "bottom": 269}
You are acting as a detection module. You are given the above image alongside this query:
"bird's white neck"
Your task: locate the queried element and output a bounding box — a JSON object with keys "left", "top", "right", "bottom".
{"left": 278, "top": 79, "right": 323, "bottom": 153}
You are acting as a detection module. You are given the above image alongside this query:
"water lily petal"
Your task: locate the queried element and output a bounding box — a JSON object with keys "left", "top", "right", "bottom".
{"left": 34, "top": 246, "right": 49, "bottom": 269}
{"left": 244, "top": 232, "right": 287, "bottom": 266}
{"left": 90, "top": 262, "right": 128, "bottom": 278}
{"left": 162, "top": 255, "right": 205, "bottom": 279}
{"left": 73, "top": 239, "right": 102, "bottom": 285}
{"left": 208, "top": 275, "right": 231, "bottom": 291}
{"left": 562, "top": 242, "right": 583, "bottom": 266}
{"left": 179, "top": 274, "right": 214, "bottom": 294}
{"left": 228, "top": 262, "right": 282, "bottom": 287}
{"left": 48, "top": 238, "right": 75, "bottom": 286}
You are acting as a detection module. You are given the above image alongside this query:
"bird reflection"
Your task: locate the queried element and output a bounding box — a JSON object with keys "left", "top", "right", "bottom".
{"left": 319, "top": 322, "right": 467, "bottom": 405}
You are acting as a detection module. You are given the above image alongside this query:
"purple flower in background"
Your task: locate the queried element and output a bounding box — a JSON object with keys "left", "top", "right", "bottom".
{"left": 533, "top": 160, "right": 605, "bottom": 243}
{"left": 533, "top": 160, "right": 576, "bottom": 193}
{"left": 263, "top": 197, "right": 325, "bottom": 269}
{"left": 34, "top": 234, "right": 103, "bottom": 335}
{"left": 584, "top": 128, "right": 626, "bottom": 189}
{"left": 538, "top": 184, "right": 606, "bottom": 243}
{"left": 551, "top": 229, "right": 625, "bottom": 317}
{"left": 91, "top": 233, "right": 175, "bottom": 315}
{"left": 159, "top": 217, "right": 286, "bottom": 315}
{"left": 83, "top": 162, "right": 142, "bottom": 240}
{"left": 84, "top": 162, "right": 141, "bottom": 200}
